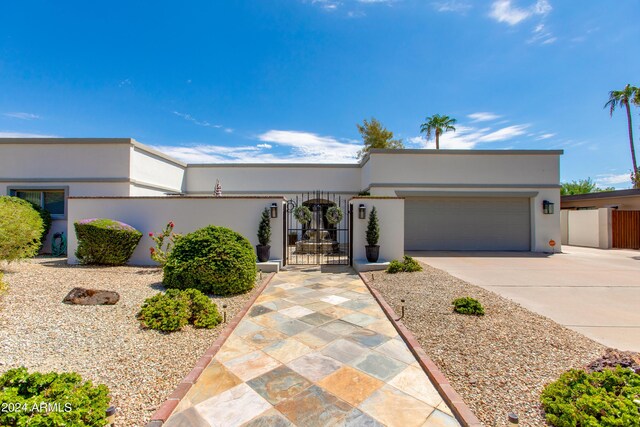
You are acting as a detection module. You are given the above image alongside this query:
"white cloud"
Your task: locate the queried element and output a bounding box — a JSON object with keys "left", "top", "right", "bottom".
{"left": 535, "top": 132, "right": 556, "bottom": 140}
{"left": 478, "top": 124, "right": 529, "bottom": 142}
{"left": 119, "top": 78, "right": 132, "bottom": 87}
{"left": 528, "top": 23, "right": 556, "bottom": 44}
{"left": 595, "top": 173, "right": 630, "bottom": 187}
{"left": 258, "top": 130, "right": 360, "bottom": 162}
{"left": 151, "top": 144, "right": 272, "bottom": 164}
{"left": 489, "top": 0, "right": 551, "bottom": 26}
{"left": 173, "top": 111, "right": 224, "bottom": 129}
{"left": 0, "top": 131, "right": 57, "bottom": 138}
{"left": 410, "top": 121, "right": 534, "bottom": 150}
{"left": 468, "top": 112, "right": 502, "bottom": 122}
{"left": 3, "top": 112, "right": 40, "bottom": 120}
{"left": 257, "top": 143, "right": 272, "bottom": 149}
{"left": 432, "top": 1, "right": 472, "bottom": 13}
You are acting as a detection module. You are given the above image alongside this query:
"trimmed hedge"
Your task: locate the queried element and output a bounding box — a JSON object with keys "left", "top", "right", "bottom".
{"left": 138, "top": 288, "right": 222, "bottom": 332}
{"left": 74, "top": 218, "right": 142, "bottom": 265}
{"left": 0, "top": 196, "right": 44, "bottom": 262}
{"left": 0, "top": 367, "right": 110, "bottom": 427}
{"left": 452, "top": 297, "right": 485, "bottom": 316}
{"left": 541, "top": 367, "right": 640, "bottom": 426}
{"left": 163, "top": 225, "right": 256, "bottom": 295}
{"left": 386, "top": 256, "right": 423, "bottom": 274}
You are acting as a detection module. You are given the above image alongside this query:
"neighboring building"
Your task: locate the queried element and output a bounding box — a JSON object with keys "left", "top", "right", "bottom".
{"left": 1, "top": 138, "right": 562, "bottom": 260}
{"left": 561, "top": 189, "right": 640, "bottom": 211}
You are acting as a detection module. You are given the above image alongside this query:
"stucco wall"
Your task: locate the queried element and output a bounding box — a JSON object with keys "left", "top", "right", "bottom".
{"left": 562, "top": 196, "right": 640, "bottom": 211}
{"left": 563, "top": 208, "right": 612, "bottom": 249}
{"left": 129, "top": 146, "right": 185, "bottom": 194}
{"left": 67, "top": 197, "right": 285, "bottom": 265}
{"left": 350, "top": 198, "right": 404, "bottom": 263}
{"left": 185, "top": 165, "right": 361, "bottom": 194}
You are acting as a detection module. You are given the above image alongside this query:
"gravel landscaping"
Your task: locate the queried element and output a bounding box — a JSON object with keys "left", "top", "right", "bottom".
{"left": 0, "top": 257, "right": 262, "bottom": 427}
{"left": 368, "top": 261, "right": 607, "bottom": 426}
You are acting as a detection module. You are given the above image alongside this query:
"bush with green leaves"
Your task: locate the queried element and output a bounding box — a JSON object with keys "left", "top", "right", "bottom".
{"left": 541, "top": 367, "right": 640, "bottom": 427}
{"left": 138, "top": 288, "right": 222, "bottom": 332}
{"left": 26, "top": 201, "right": 52, "bottom": 252}
{"left": 0, "top": 367, "right": 110, "bottom": 427}
{"left": 163, "top": 225, "right": 256, "bottom": 295}
{"left": 74, "top": 218, "right": 142, "bottom": 265}
{"left": 386, "top": 256, "right": 423, "bottom": 274}
{"left": 366, "top": 206, "right": 380, "bottom": 246}
{"left": 257, "top": 208, "right": 271, "bottom": 246}
{"left": 452, "top": 297, "right": 485, "bottom": 316}
{"left": 0, "top": 271, "right": 7, "bottom": 294}
{"left": 0, "top": 196, "right": 44, "bottom": 262}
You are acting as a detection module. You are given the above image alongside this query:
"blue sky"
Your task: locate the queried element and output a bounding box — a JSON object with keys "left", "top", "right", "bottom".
{"left": 1, "top": 1, "right": 639, "bottom": 187}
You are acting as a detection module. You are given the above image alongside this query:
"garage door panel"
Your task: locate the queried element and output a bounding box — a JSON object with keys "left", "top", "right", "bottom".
{"left": 405, "top": 197, "right": 531, "bottom": 251}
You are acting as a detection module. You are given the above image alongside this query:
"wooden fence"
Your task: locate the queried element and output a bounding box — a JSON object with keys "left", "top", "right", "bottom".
{"left": 612, "top": 210, "right": 640, "bottom": 249}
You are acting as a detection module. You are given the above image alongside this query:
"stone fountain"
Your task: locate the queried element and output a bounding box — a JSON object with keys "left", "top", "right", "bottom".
{"left": 295, "top": 205, "right": 340, "bottom": 254}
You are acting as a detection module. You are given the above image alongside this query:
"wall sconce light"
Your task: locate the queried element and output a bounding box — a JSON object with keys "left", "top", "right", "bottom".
{"left": 542, "top": 200, "right": 554, "bottom": 214}
{"left": 358, "top": 204, "right": 366, "bottom": 219}
{"left": 270, "top": 203, "right": 278, "bottom": 218}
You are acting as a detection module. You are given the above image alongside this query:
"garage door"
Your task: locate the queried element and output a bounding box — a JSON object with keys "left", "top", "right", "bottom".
{"left": 405, "top": 197, "right": 531, "bottom": 251}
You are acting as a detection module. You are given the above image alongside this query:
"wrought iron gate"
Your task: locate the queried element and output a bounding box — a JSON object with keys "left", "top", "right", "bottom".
{"left": 284, "top": 191, "right": 351, "bottom": 265}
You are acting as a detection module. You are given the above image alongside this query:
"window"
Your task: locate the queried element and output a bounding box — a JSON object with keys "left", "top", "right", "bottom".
{"left": 11, "top": 189, "right": 66, "bottom": 217}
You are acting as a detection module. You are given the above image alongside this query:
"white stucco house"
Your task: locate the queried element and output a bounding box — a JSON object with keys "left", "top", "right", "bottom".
{"left": 0, "top": 138, "right": 562, "bottom": 267}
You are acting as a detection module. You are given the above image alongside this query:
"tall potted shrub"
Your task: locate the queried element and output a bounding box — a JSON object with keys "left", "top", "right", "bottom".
{"left": 365, "top": 206, "right": 380, "bottom": 262}
{"left": 256, "top": 207, "right": 271, "bottom": 262}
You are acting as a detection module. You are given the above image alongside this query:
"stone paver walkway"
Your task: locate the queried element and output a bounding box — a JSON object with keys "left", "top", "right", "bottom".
{"left": 164, "top": 267, "right": 460, "bottom": 427}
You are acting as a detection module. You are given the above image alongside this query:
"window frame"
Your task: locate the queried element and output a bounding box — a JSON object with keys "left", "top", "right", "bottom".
{"left": 7, "top": 186, "right": 69, "bottom": 220}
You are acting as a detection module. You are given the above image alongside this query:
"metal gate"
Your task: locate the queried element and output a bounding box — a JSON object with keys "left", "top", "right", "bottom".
{"left": 284, "top": 191, "right": 351, "bottom": 265}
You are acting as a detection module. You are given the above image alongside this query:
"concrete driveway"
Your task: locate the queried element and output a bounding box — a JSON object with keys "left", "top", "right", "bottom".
{"left": 407, "top": 246, "right": 640, "bottom": 352}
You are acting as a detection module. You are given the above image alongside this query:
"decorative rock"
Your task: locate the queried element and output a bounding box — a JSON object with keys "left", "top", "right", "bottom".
{"left": 63, "top": 287, "right": 120, "bottom": 305}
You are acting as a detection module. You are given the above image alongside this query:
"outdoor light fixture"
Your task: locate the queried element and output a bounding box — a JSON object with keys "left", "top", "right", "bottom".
{"left": 542, "top": 200, "right": 554, "bottom": 214}
{"left": 507, "top": 413, "right": 519, "bottom": 425}
{"left": 270, "top": 203, "right": 278, "bottom": 218}
{"left": 105, "top": 406, "right": 117, "bottom": 426}
{"left": 358, "top": 204, "right": 366, "bottom": 219}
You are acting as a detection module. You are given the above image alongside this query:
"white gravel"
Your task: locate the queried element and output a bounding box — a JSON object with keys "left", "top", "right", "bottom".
{"left": 368, "top": 261, "right": 606, "bottom": 427}
{"left": 0, "top": 257, "right": 261, "bottom": 427}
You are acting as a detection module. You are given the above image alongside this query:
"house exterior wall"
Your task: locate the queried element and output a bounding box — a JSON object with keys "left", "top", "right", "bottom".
{"left": 129, "top": 145, "right": 185, "bottom": 194}
{"left": 562, "top": 196, "right": 640, "bottom": 210}
{"left": 67, "top": 197, "right": 285, "bottom": 265}
{"left": 350, "top": 198, "right": 404, "bottom": 263}
{"left": 563, "top": 208, "right": 612, "bottom": 249}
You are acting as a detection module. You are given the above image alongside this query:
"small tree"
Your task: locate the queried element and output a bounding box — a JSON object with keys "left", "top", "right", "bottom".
{"left": 366, "top": 206, "right": 380, "bottom": 246}
{"left": 357, "top": 118, "right": 404, "bottom": 159}
{"left": 420, "top": 114, "right": 457, "bottom": 149}
{"left": 561, "top": 178, "right": 615, "bottom": 195}
{"left": 257, "top": 208, "right": 271, "bottom": 246}
{"left": 0, "top": 196, "right": 44, "bottom": 262}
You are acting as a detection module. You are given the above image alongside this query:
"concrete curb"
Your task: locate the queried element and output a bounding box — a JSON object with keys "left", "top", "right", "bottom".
{"left": 145, "top": 272, "right": 276, "bottom": 426}
{"left": 358, "top": 272, "right": 483, "bottom": 427}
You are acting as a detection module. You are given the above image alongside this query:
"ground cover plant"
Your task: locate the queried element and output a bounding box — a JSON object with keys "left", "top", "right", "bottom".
{"left": 0, "top": 367, "right": 110, "bottom": 427}
{"left": 0, "top": 196, "right": 44, "bottom": 262}
{"left": 386, "top": 255, "right": 423, "bottom": 273}
{"left": 541, "top": 367, "right": 640, "bottom": 426}
{"left": 163, "top": 225, "right": 256, "bottom": 295}
{"left": 452, "top": 296, "right": 485, "bottom": 316}
{"left": 74, "top": 218, "right": 142, "bottom": 265}
{"left": 138, "top": 288, "right": 222, "bottom": 332}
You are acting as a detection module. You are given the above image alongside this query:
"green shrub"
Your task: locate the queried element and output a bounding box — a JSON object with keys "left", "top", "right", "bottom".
{"left": 0, "top": 196, "right": 44, "bottom": 262}
{"left": 27, "top": 201, "right": 52, "bottom": 252}
{"left": 366, "top": 206, "right": 380, "bottom": 246}
{"left": 386, "top": 256, "right": 423, "bottom": 274}
{"left": 74, "top": 218, "right": 142, "bottom": 265}
{"left": 163, "top": 225, "right": 257, "bottom": 295}
{"left": 138, "top": 289, "right": 222, "bottom": 332}
{"left": 0, "top": 367, "right": 110, "bottom": 427}
{"left": 452, "top": 297, "right": 485, "bottom": 316}
{"left": 257, "top": 208, "right": 271, "bottom": 246}
{"left": 541, "top": 367, "right": 640, "bottom": 427}
{"left": 0, "top": 271, "right": 6, "bottom": 294}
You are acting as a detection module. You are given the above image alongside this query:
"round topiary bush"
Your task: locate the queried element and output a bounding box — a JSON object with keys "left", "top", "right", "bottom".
{"left": 0, "top": 196, "right": 44, "bottom": 262}
{"left": 0, "top": 367, "right": 110, "bottom": 427}
{"left": 74, "top": 218, "right": 142, "bottom": 265}
{"left": 541, "top": 367, "right": 640, "bottom": 426}
{"left": 163, "top": 225, "right": 257, "bottom": 295}
{"left": 452, "top": 297, "right": 485, "bottom": 316}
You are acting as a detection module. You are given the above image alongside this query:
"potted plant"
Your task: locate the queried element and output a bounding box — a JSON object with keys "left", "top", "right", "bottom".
{"left": 366, "top": 206, "right": 380, "bottom": 262}
{"left": 256, "top": 208, "right": 271, "bottom": 262}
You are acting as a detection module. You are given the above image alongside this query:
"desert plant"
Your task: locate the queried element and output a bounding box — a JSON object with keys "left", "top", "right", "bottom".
{"left": 386, "top": 255, "right": 423, "bottom": 273}
{"left": 605, "top": 84, "right": 639, "bottom": 180}
{"left": 452, "top": 297, "right": 485, "bottom": 316}
{"left": 149, "top": 221, "right": 181, "bottom": 265}
{"left": 163, "top": 225, "right": 256, "bottom": 295}
{"left": 74, "top": 218, "right": 142, "bottom": 265}
{"left": 137, "top": 288, "right": 222, "bottom": 332}
{"left": 257, "top": 208, "right": 271, "bottom": 246}
{"left": 366, "top": 206, "right": 380, "bottom": 246}
{"left": 541, "top": 367, "right": 640, "bottom": 426}
{"left": 356, "top": 117, "right": 404, "bottom": 159}
{"left": 0, "top": 367, "right": 110, "bottom": 427}
{"left": 0, "top": 196, "right": 44, "bottom": 262}
{"left": 420, "top": 114, "right": 457, "bottom": 149}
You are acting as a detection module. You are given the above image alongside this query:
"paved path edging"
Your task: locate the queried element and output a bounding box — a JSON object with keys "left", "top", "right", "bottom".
{"left": 358, "top": 272, "right": 483, "bottom": 427}
{"left": 145, "top": 272, "right": 276, "bottom": 427}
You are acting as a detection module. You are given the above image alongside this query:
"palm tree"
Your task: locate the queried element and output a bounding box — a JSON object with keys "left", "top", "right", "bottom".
{"left": 420, "top": 114, "right": 457, "bottom": 149}
{"left": 604, "top": 84, "right": 639, "bottom": 174}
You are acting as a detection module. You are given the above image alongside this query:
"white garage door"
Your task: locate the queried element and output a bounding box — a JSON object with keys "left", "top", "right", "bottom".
{"left": 405, "top": 197, "right": 531, "bottom": 251}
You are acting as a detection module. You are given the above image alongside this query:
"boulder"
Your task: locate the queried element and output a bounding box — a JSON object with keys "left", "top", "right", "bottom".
{"left": 63, "top": 288, "right": 120, "bottom": 305}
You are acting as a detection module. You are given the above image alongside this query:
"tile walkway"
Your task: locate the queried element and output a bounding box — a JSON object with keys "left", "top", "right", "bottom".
{"left": 164, "top": 266, "right": 460, "bottom": 427}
